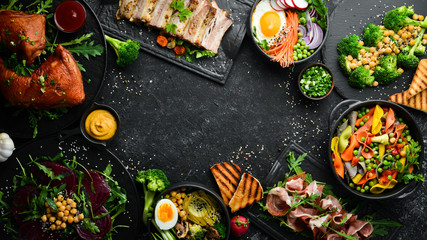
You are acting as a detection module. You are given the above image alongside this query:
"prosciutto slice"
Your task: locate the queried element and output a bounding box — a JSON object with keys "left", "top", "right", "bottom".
{"left": 266, "top": 187, "right": 291, "bottom": 216}
{"left": 287, "top": 206, "right": 318, "bottom": 232}
{"left": 320, "top": 195, "right": 342, "bottom": 212}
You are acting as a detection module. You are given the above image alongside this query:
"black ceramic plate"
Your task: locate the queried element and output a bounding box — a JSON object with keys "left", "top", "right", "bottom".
{"left": 322, "top": 0, "right": 427, "bottom": 100}
{"left": 95, "top": 0, "right": 252, "bottom": 84}
{"left": 0, "top": 135, "right": 140, "bottom": 239}
{"left": 0, "top": 0, "right": 107, "bottom": 139}
{"left": 247, "top": 142, "right": 399, "bottom": 240}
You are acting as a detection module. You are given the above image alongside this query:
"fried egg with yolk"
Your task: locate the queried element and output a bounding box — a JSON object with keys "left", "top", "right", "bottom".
{"left": 252, "top": 0, "right": 286, "bottom": 47}
{"left": 154, "top": 199, "right": 178, "bottom": 230}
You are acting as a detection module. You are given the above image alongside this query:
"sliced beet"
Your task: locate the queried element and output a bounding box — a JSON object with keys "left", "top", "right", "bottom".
{"left": 76, "top": 206, "right": 112, "bottom": 240}
{"left": 12, "top": 186, "right": 39, "bottom": 225}
{"left": 18, "top": 220, "right": 62, "bottom": 240}
{"left": 37, "top": 162, "right": 76, "bottom": 196}
{"left": 82, "top": 170, "right": 110, "bottom": 210}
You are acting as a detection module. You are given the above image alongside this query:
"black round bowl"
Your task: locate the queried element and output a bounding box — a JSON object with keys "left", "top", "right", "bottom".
{"left": 298, "top": 63, "right": 334, "bottom": 100}
{"left": 148, "top": 182, "right": 231, "bottom": 240}
{"left": 248, "top": 0, "right": 330, "bottom": 65}
{"left": 328, "top": 99, "right": 424, "bottom": 200}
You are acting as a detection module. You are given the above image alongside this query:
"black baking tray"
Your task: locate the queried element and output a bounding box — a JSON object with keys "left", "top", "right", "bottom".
{"left": 247, "top": 142, "right": 400, "bottom": 240}
{"left": 93, "top": 0, "right": 254, "bottom": 84}
{"left": 322, "top": 0, "right": 427, "bottom": 101}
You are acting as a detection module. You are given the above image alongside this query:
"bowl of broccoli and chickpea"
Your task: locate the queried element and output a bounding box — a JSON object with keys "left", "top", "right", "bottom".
{"left": 337, "top": 6, "right": 427, "bottom": 89}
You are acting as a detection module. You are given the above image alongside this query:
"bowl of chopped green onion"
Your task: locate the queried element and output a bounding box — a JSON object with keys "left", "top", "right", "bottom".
{"left": 298, "top": 63, "right": 334, "bottom": 100}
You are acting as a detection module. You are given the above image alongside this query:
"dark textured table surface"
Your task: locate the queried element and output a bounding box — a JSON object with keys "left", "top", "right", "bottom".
{"left": 10, "top": 0, "right": 427, "bottom": 239}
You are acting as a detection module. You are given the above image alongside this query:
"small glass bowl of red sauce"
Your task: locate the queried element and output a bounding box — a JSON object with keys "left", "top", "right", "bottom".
{"left": 54, "top": 1, "right": 86, "bottom": 33}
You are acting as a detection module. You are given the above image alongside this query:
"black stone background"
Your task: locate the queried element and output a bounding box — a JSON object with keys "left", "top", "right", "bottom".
{"left": 9, "top": 0, "right": 427, "bottom": 239}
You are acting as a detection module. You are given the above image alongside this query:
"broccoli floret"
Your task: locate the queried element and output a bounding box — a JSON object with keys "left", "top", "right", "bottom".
{"left": 105, "top": 34, "right": 140, "bottom": 67}
{"left": 338, "top": 54, "right": 353, "bottom": 76}
{"left": 189, "top": 224, "right": 205, "bottom": 240}
{"left": 337, "top": 34, "right": 369, "bottom": 58}
{"left": 135, "top": 169, "right": 170, "bottom": 225}
{"left": 348, "top": 66, "right": 375, "bottom": 88}
{"left": 362, "top": 24, "right": 385, "bottom": 47}
{"left": 414, "top": 44, "right": 426, "bottom": 56}
{"left": 213, "top": 223, "right": 227, "bottom": 239}
{"left": 383, "top": 6, "right": 427, "bottom": 32}
{"left": 373, "top": 55, "right": 402, "bottom": 85}
{"left": 397, "top": 22, "right": 426, "bottom": 69}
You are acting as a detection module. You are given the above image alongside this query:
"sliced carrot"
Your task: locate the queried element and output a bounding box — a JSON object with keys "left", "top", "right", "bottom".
{"left": 357, "top": 169, "right": 376, "bottom": 188}
{"left": 264, "top": 11, "right": 298, "bottom": 68}
{"left": 341, "top": 135, "right": 361, "bottom": 161}
{"left": 156, "top": 35, "right": 168, "bottom": 47}
{"left": 385, "top": 108, "right": 395, "bottom": 133}
{"left": 173, "top": 45, "right": 185, "bottom": 55}
{"left": 355, "top": 107, "right": 375, "bottom": 127}
{"left": 351, "top": 156, "right": 359, "bottom": 166}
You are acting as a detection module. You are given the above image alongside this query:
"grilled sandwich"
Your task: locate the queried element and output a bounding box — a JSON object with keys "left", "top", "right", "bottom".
{"left": 210, "top": 162, "right": 241, "bottom": 206}
{"left": 228, "top": 173, "right": 263, "bottom": 213}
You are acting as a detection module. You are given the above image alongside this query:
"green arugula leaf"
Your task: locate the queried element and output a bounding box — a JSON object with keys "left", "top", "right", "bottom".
{"left": 311, "top": 0, "right": 328, "bottom": 30}
{"left": 67, "top": 41, "right": 105, "bottom": 60}
{"left": 165, "top": 23, "right": 178, "bottom": 34}
{"left": 286, "top": 152, "right": 306, "bottom": 175}
{"left": 1, "top": 0, "right": 19, "bottom": 10}
{"left": 76, "top": 61, "right": 87, "bottom": 72}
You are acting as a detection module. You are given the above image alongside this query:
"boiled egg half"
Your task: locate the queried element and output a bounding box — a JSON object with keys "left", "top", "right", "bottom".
{"left": 154, "top": 199, "right": 178, "bottom": 230}
{"left": 252, "top": 0, "right": 286, "bottom": 47}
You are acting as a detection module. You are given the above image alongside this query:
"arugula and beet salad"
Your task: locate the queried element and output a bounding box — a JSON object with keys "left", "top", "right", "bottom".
{"left": 331, "top": 105, "right": 424, "bottom": 195}
{"left": 251, "top": 0, "right": 327, "bottom": 67}
{"left": 337, "top": 6, "right": 427, "bottom": 88}
{"left": 0, "top": 153, "right": 127, "bottom": 239}
{"left": 257, "top": 152, "right": 401, "bottom": 240}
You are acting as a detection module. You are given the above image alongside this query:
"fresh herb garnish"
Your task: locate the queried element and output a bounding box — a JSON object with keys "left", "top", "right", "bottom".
{"left": 397, "top": 140, "right": 424, "bottom": 184}
{"left": 170, "top": 0, "right": 193, "bottom": 21}
{"left": 165, "top": 23, "right": 178, "bottom": 34}
{"left": 310, "top": 0, "right": 328, "bottom": 30}
{"left": 28, "top": 108, "right": 68, "bottom": 138}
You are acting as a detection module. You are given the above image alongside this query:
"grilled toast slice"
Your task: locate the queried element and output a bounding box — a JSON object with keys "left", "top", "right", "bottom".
{"left": 388, "top": 89, "right": 427, "bottom": 113}
{"left": 210, "top": 162, "right": 242, "bottom": 206}
{"left": 228, "top": 173, "right": 263, "bottom": 213}
{"left": 407, "top": 59, "right": 427, "bottom": 98}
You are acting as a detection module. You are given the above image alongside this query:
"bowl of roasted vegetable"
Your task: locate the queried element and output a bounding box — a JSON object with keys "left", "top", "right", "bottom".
{"left": 328, "top": 99, "right": 424, "bottom": 199}
{"left": 249, "top": 0, "right": 329, "bottom": 67}
{"left": 148, "top": 182, "right": 230, "bottom": 240}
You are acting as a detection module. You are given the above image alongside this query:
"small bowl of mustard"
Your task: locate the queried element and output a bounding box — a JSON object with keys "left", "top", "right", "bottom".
{"left": 79, "top": 103, "right": 120, "bottom": 146}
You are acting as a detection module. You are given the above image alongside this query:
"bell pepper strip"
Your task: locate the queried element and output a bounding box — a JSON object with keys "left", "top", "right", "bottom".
{"left": 331, "top": 137, "right": 345, "bottom": 179}
{"left": 352, "top": 173, "right": 363, "bottom": 184}
{"left": 384, "top": 108, "right": 396, "bottom": 133}
{"left": 341, "top": 135, "right": 361, "bottom": 161}
{"left": 395, "top": 157, "right": 406, "bottom": 172}
{"left": 391, "top": 148, "right": 399, "bottom": 155}
{"left": 378, "top": 169, "right": 398, "bottom": 185}
{"left": 378, "top": 144, "right": 385, "bottom": 159}
{"left": 355, "top": 107, "right": 375, "bottom": 127}
{"left": 356, "top": 169, "right": 376, "bottom": 188}
{"left": 338, "top": 126, "right": 352, "bottom": 153}
{"left": 370, "top": 179, "right": 398, "bottom": 194}
{"left": 354, "top": 116, "right": 373, "bottom": 135}
{"left": 371, "top": 105, "right": 384, "bottom": 135}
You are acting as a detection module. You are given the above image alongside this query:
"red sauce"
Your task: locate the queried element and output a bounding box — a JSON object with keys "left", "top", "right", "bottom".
{"left": 54, "top": 1, "right": 86, "bottom": 33}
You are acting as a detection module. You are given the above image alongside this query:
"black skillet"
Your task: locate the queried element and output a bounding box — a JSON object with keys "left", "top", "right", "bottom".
{"left": 0, "top": 135, "right": 140, "bottom": 239}
{"left": 0, "top": 0, "right": 107, "bottom": 139}
{"left": 328, "top": 99, "right": 425, "bottom": 200}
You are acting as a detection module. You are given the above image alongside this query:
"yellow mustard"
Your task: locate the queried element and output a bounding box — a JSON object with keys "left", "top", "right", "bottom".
{"left": 85, "top": 109, "right": 117, "bottom": 141}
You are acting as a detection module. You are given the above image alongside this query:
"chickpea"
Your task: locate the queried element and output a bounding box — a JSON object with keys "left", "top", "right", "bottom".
{"left": 180, "top": 193, "right": 185, "bottom": 198}
{"left": 170, "top": 191, "right": 177, "bottom": 197}
{"left": 391, "top": 52, "right": 396, "bottom": 56}
{"left": 179, "top": 211, "right": 186, "bottom": 218}
{"left": 369, "top": 61, "right": 376, "bottom": 68}
{"left": 359, "top": 41, "right": 364, "bottom": 46}
{"left": 177, "top": 198, "right": 183, "bottom": 205}
{"left": 70, "top": 202, "right": 77, "bottom": 208}
{"left": 397, "top": 30, "right": 403, "bottom": 36}
{"left": 171, "top": 197, "right": 177, "bottom": 203}
{"left": 49, "top": 216, "right": 56, "bottom": 223}
{"left": 369, "top": 47, "right": 375, "bottom": 53}
{"left": 394, "top": 48, "right": 400, "bottom": 54}
{"left": 78, "top": 213, "right": 85, "bottom": 220}
{"left": 66, "top": 205, "right": 71, "bottom": 211}
{"left": 175, "top": 193, "right": 181, "bottom": 199}
{"left": 66, "top": 198, "right": 73, "bottom": 205}
{"left": 351, "top": 58, "right": 357, "bottom": 64}
{"left": 350, "top": 63, "right": 358, "bottom": 69}
{"left": 70, "top": 209, "right": 77, "bottom": 215}
{"left": 360, "top": 48, "right": 366, "bottom": 54}
{"left": 58, "top": 212, "right": 64, "bottom": 218}
{"left": 379, "top": 25, "right": 385, "bottom": 30}
{"left": 393, "top": 34, "right": 400, "bottom": 41}
{"left": 174, "top": 202, "right": 178, "bottom": 207}
{"left": 413, "top": 14, "right": 419, "bottom": 20}
{"left": 364, "top": 65, "right": 370, "bottom": 69}
{"left": 397, "top": 68, "right": 404, "bottom": 74}
{"left": 67, "top": 217, "right": 74, "bottom": 224}
{"left": 56, "top": 202, "right": 62, "bottom": 208}
{"left": 356, "top": 61, "right": 363, "bottom": 67}
{"left": 409, "top": 39, "right": 416, "bottom": 46}
{"left": 41, "top": 215, "right": 47, "bottom": 222}
{"left": 377, "top": 42, "right": 384, "bottom": 48}
{"left": 372, "top": 81, "right": 379, "bottom": 87}
{"left": 370, "top": 56, "right": 377, "bottom": 62}
{"left": 347, "top": 55, "right": 353, "bottom": 61}
{"left": 419, "top": 15, "right": 425, "bottom": 21}
{"left": 50, "top": 224, "right": 56, "bottom": 231}
{"left": 63, "top": 216, "right": 68, "bottom": 222}
{"left": 366, "top": 52, "right": 372, "bottom": 58}
{"left": 59, "top": 206, "right": 66, "bottom": 212}
{"left": 422, "top": 39, "right": 427, "bottom": 45}
{"left": 74, "top": 216, "right": 79, "bottom": 223}
{"left": 64, "top": 210, "right": 70, "bottom": 216}
{"left": 61, "top": 223, "right": 67, "bottom": 229}
{"left": 384, "top": 47, "right": 392, "bottom": 54}
{"left": 58, "top": 195, "right": 64, "bottom": 202}
{"left": 378, "top": 48, "right": 385, "bottom": 54}
{"left": 373, "top": 51, "right": 380, "bottom": 57}
{"left": 55, "top": 220, "right": 62, "bottom": 226}
{"left": 62, "top": 201, "right": 67, "bottom": 206}
{"left": 383, "top": 37, "right": 390, "bottom": 44}
{"left": 383, "top": 30, "right": 389, "bottom": 37}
